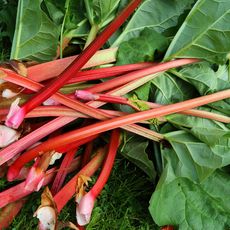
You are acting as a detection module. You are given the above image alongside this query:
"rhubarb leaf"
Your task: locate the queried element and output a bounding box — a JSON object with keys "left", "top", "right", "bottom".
{"left": 165, "top": 0, "right": 230, "bottom": 64}
{"left": 149, "top": 170, "right": 230, "bottom": 229}
{"left": 116, "top": 28, "right": 168, "bottom": 65}
{"left": 43, "top": 0, "right": 89, "bottom": 38}
{"left": 112, "top": 0, "right": 195, "bottom": 46}
{"left": 151, "top": 73, "right": 195, "bottom": 104}
{"left": 164, "top": 131, "right": 220, "bottom": 182}
{"left": 85, "top": 0, "right": 120, "bottom": 28}
{"left": 178, "top": 63, "right": 230, "bottom": 114}
{"left": 11, "top": 0, "right": 59, "bottom": 61}
{"left": 166, "top": 109, "right": 230, "bottom": 146}
{"left": 43, "top": 0, "right": 65, "bottom": 25}
{"left": 121, "top": 135, "right": 155, "bottom": 181}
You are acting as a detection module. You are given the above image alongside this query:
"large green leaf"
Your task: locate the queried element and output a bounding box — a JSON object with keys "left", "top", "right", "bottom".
{"left": 151, "top": 73, "right": 195, "bottom": 104}
{"left": 164, "top": 131, "right": 220, "bottom": 182}
{"left": 121, "top": 134, "right": 156, "bottom": 181}
{"left": 10, "top": 0, "right": 59, "bottom": 61}
{"left": 149, "top": 170, "right": 230, "bottom": 229}
{"left": 116, "top": 28, "right": 168, "bottom": 65}
{"left": 112, "top": 0, "right": 195, "bottom": 46}
{"left": 164, "top": 130, "right": 230, "bottom": 182}
{"left": 166, "top": 109, "right": 230, "bottom": 145}
{"left": 178, "top": 63, "right": 230, "bottom": 114}
{"left": 85, "top": 0, "right": 120, "bottom": 28}
{"left": 165, "top": 0, "right": 230, "bottom": 64}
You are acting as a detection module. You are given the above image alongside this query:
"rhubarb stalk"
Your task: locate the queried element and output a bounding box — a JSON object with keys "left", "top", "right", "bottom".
{"left": 76, "top": 129, "right": 120, "bottom": 226}
{"left": 51, "top": 148, "right": 78, "bottom": 195}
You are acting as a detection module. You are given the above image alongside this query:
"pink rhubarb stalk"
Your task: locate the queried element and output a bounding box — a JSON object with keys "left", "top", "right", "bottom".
{"left": 54, "top": 145, "right": 108, "bottom": 212}
{"left": 51, "top": 148, "right": 78, "bottom": 195}
{"left": 0, "top": 199, "right": 26, "bottom": 229}
{"left": 0, "top": 156, "right": 81, "bottom": 208}
{"left": 5, "top": 0, "right": 142, "bottom": 129}
{"left": 27, "top": 48, "right": 118, "bottom": 82}
{"left": 0, "top": 124, "right": 20, "bottom": 148}
{"left": 75, "top": 90, "right": 135, "bottom": 107}
{"left": 7, "top": 89, "right": 230, "bottom": 180}
{"left": 76, "top": 129, "right": 120, "bottom": 226}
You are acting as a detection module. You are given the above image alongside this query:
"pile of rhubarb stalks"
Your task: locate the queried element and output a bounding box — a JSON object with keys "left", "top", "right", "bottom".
{"left": 0, "top": 0, "right": 230, "bottom": 229}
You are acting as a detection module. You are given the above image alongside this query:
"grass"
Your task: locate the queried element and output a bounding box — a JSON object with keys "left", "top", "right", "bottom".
{"left": 4, "top": 157, "right": 157, "bottom": 229}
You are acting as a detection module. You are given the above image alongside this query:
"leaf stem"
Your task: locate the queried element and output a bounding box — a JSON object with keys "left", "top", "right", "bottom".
{"left": 84, "top": 24, "right": 99, "bottom": 49}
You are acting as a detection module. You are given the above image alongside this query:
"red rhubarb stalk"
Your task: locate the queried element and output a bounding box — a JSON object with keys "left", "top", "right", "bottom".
{"left": 27, "top": 48, "right": 118, "bottom": 82}
{"left": 0, "top": 199, "right": 26, "bottom": 229}
{"left": 54, "top": 145, "right": 108, "bottom": 212}
{"left": 5, "top": 0, "right": 142, "bottom": 129}
{"left": 51, "top": 148, "right": 78, "bottom": 195}
{"left": 75, "top": 90, "right": 132, "bottom": 105}
{"left": 66, "top": 62, "right": 154, "bottom": 85}
{"left": 76, "top": 129, "right": 120, "bottom": 226}
{"left": 86, "top": 58, "right": 199, "bottom": 93}
{"left": 162, "top": 226, "right": 174, "bottom": 230}
{"left": 7, "top": 89, "right": 230, "bottom": 180}
{"left": 81, "top": 142, "right": 94, "bottom": 168}
{"left": 143, "top": 101, "right": 230, "bottom": 123}
{"left": 0, "top": 156, "right": 81, "bottom": 208}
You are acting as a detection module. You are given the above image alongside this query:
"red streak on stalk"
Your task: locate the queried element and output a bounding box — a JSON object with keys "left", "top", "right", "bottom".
{"left": 27, "top": 48, "right": 118, "bottom": 82}
{"left": 7, "top": 0, "right": 142, "bottom": 128}
{"left": 76, "top": 90, "right": 129, "bottom": 105}
{"left": 91, "top": 129, "right": 120, "bottom": 197}
{"left": 54, "top": 146, "right": 107, "bottom": 212}
{"left": 66, "top": 62, "right": 154, "bottom": 85}
{"left": 55, "top": 135, "right": 98, "bottom": 154}
{"left": 51, "top": 148, "right": 77, "bottom": 195}
{"left": 86, "top": 58, "right": 199, "bottom": 93}
{"left": 7, "top": 89, "right": 230, "bottom": 180}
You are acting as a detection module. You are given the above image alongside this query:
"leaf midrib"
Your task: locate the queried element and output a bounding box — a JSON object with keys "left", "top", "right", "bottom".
{"left": 167, "top": 2, "right": 230, "bottom": 58}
